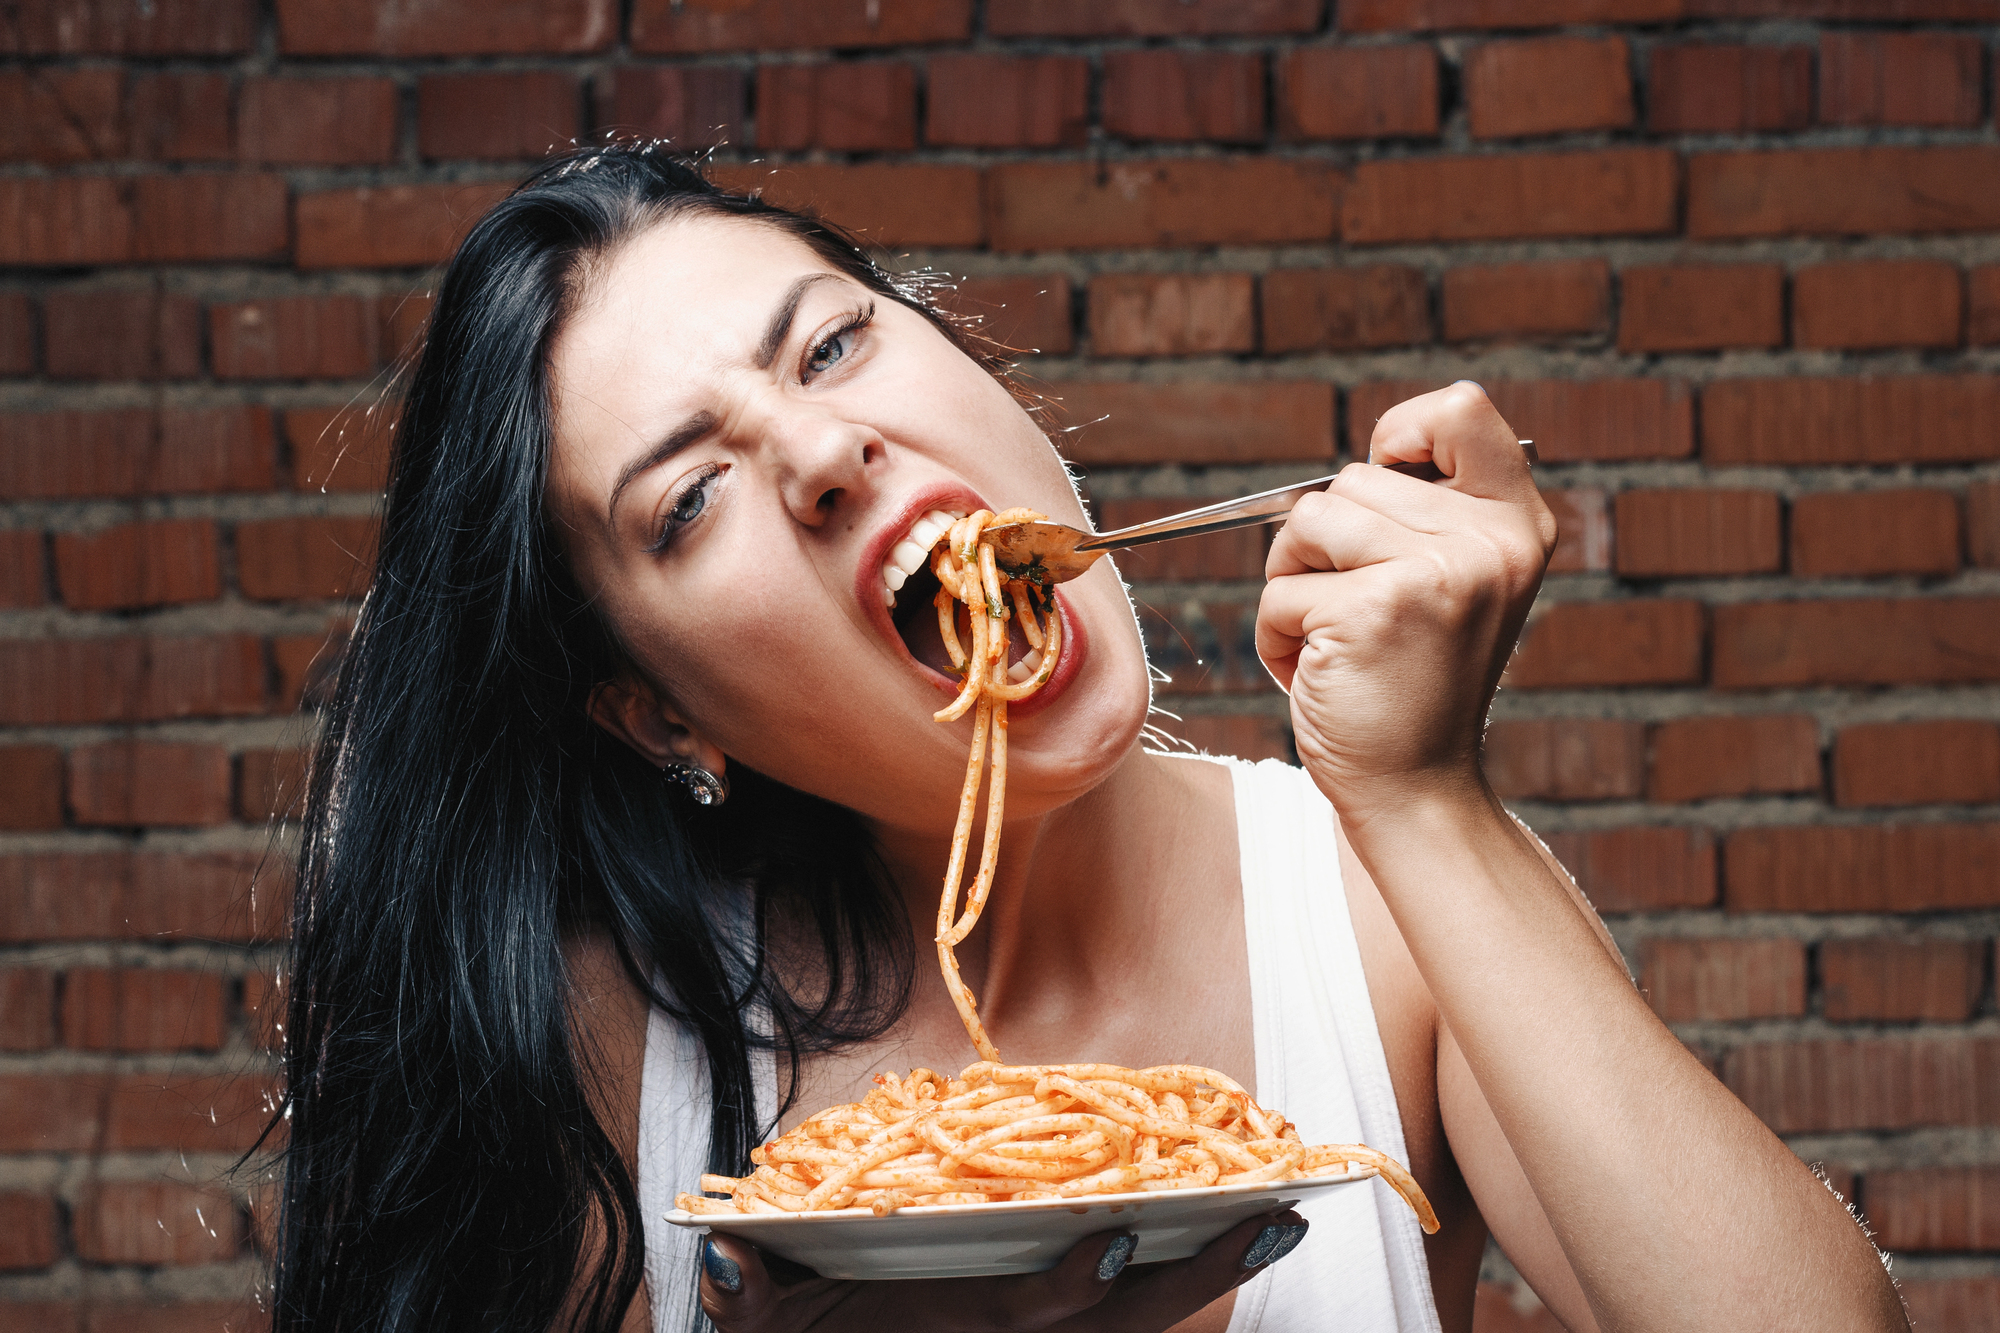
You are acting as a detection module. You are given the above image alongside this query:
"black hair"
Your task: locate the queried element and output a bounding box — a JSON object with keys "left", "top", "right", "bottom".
{"left": 266, "top": 143, "right": 1005, "bottom": 1333}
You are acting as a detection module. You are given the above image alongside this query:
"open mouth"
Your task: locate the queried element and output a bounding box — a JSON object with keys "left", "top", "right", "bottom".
{"left": 883, "top": 508, "right": 1045, "bottom": 685}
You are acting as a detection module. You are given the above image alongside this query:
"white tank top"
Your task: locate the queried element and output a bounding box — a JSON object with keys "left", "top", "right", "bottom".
{"left": 636, "top": 756, "right": 1440, "bottom": 1332}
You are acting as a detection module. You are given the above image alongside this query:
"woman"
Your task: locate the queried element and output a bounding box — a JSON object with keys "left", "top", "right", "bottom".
{"left": 270, "top": 143, "right": 1905, "bottom": 1333}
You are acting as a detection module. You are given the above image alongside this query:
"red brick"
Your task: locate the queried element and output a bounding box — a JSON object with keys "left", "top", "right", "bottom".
{"left": 1102, "top": 50, "right": 1264, "bottom": 144}
{"left": 1347, "top": 379, "right": 1693, "bottom": 463}
{"left": 1149, "top": 715, "right": 1293, "bottom": 764}
{"left": 1471, "top": 1283, "right": 1565, "bottom": 1333}
{"left": 43, "top": 287, "right": 203, "bottom": 380}
{"left": 1465, "top": 36, "right": 1632, "bottom": 139}
{"left": 925, "top": 55, "right": 1086, "bottom": 149}
{"left": 1724, "top": 1038, "right": 2000, "bottom": 1133}
{"left": 418, "top": 71, "right": 581, "bottom": 162}
{"left": 1617, "top": 264, "right": 1783, "bottom": 354}
{"left": 63, "top": 968, "right": 227, "bottom": 1052}
{"left": 295, "top": 182, "right": 515, "bottom": 270}
{"left": 1792, "top": 490, "right": 1960, "bottom": 579}
{"left": 74, "top": 1182, "right": 239, "bottom": 1265}
{"left": 0, "top": 1073, "right": 111, "bottom": 1151}
{"left": 1338, "top": 0, "right": 1680, "bottom": 28}
{"left": 380, "top": 292, "right": 435, "bottom": 361}
{"left": 1647, "top": 44, "right": 1811, "bottom": 134}
{"left": 0, "top": 292, "right": 33, "bottom": 375}
{"left": 0, "top": 1192, "right": 59, "bottom": 1271}
{"left": 634, "top": 0, "right": 969, "bottom": 51}
{"left": 104, "top": 1072, "right": 280, "bottom": 1152}
{"left": 1140, "top": 600, "right": 1270, "bottom": 697}
{"left": 1544, "top": 487, "right": 1611, "bottom": 574}
{"left": 1, "top": 407, "right": 274, "bottom": 499}
{"left": 1971, "top": 266, "right": 2000, "bottom": 345}
{"left": 1974, "top": 483, "right": 2000, "bottom": 569}
{"left": 1866, "top": 1168, "right": 2000, "bottom": 1252}
{"left": 1277, "top": 45, "right": 1439, "bottom": 141}
{"left": 211, "top": 296, "right": 381, "bottom": 381}
{"left": 1538, "top": 826, "right": 1718, "bottom": 912}
{"left": 0, "top": 970, "right": 56, "bottom": 1051}
{"left": 937, "top": 276, "right": 1073, "bottom": 356}
{"left": 0, "top": 177, "right": 135, "bottom": 265}
{"left": 1345, "top": 149, "right": 1674, "bottom": 243}
{"left": 986, "top": 0, "right": 1318, "bottom": 36}
{"left": 1089, "top": 274, "right": 1255, "bottom": 358}
{"left": 1648, "top": 714, "right": 1821, "bottom": 803}
{"left": 0, "top": 0, "right": 254, "bottom": 54}
{"left": 0, "top": 69, "right": 126, "bottom": 163}
{"left": 1441, "top": 260, "right": 1608, "bottom": 343}
{"left": 0, "top": 531, "right": 46, "bottom": 610}
{"left": 1901, "top": 1280, "right": 2000, "bottom": 1331}
{"left": 53, "top": 520, "right": 220, "bottom": 612}
{"left": 595, "top": 67, "right": 748, "bottom": 148}
{"left": 709, "top": 164, "right": 982, "bottom": 248}
{"left": 989, "top": 159, "right": 1335, "bottom": 252}
{"left": 1689, "top": 147, "right": 2000, "bottom": 239}
{"left": 1482, "top": 719, "right": 1645, "bottom": 800}
{"left": 1835, "top": 721, "right": 2000, "bottom": 809}
{"left": 1614, "top": 489, "right": 1780, "bottom": 577}
{"left": 239, "top": 77, "right": 398, "bottom": 166}
{"left": 236, "top": 517, "right": 380, "bottom": 602}
{"left": 1504, "top": 600, "right": 1705, "bottom": 689}
{"left": 274, "top": 627, "right": 348, "bottom": 711}
{"left": 1641, "top": 938, "right": 1804, "bottom": 1023}
{"left": 242, "top": 970, "right": 285, "bottom": 1052}
{"left": 68, "top": 742, "right": 232, "bottom": 828}
{"left": 1095, "top": 498, "right": 1272, "bottom": 582}
{"left": 1796, "top": 259, "right": 1962, "bottom": 351}
{"left": 129, "top": 73, "right": 231, "bottom": 161}
{"left": 1702, "top": 376, "right": 2000, "bottom": 466}
{"left": 162, "top": 406, "right": 282, "bottom": 492}
{"left": 0, "top": 636, "right": 267, "bottom": 726}
{"left": 285, "top": 406, "right": 394, "bottom": 494}
{"left": 280, "top": 0, "right": 615, "bottom": 54}
{"left": 1050, "top": 382, "right": 1333, "bottom": 465}
{"left": 133, "top": 173, "right": 289, "bottom": 263}
{"left": 756, "top": 62, "right": 917, "bottom": 153}
{"left": 1820, "top": 32, "right": 1982, "bottom": 129}
{"left": 1262, "top": 266, "right": 1429, "bottom": 353}
{"left": 1726, "top": 824, "right": 2000, "bottom": 912}
{"left": 1714, "top": 598, "right": 2000, "bottom": 689}
{"left": 1822, "top": 939, "right": 1984, "bottom": 1024}
{"left": 0, "top": 850, "right": 285, "bottom": 944}
{"left": 86, "top": 1304, "right": 269, "bottom": 1333}
{"left": 0, "top": 743, "right": 61, "bottom": 834}
{"left": 240, "top": 749, "right": 311, "bottom": 823}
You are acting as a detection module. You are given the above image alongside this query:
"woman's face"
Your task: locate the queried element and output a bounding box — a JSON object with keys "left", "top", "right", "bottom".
{"left": 546, "top": 214, "right": 1151, "bottom": 835}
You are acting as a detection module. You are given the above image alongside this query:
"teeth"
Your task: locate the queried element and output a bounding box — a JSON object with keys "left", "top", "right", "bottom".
{"left": 1007, "top": 647, "right": 1044, "bottom": 683}
{"left": 881, "top": 508, "right": 968, "bottom": 609}
{"left": 888, "top": 539, "right": 927, "bottom": 575}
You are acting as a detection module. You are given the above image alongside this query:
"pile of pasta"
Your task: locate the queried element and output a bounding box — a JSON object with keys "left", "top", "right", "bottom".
{"left": 679, "top": 511, "right": 1437, "bottom": 1232}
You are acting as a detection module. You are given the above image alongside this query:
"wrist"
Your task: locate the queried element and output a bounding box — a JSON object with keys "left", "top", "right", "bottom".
{"left": 1321, "top": 766, "right": 1507, "bottom": 848}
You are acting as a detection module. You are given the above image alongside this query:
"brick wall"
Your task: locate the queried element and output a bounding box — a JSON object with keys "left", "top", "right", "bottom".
{"left": 3, "top": 1, "right": 1999, "bottom": 1327}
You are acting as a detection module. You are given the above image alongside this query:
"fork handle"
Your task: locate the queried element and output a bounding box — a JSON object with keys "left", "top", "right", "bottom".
{"left": 1072, "top": 460, "right": 1434, "bottom": 555}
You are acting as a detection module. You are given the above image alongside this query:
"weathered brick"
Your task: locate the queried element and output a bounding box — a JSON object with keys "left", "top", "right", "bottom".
{"left": 1647, "top": 44, "right": 1811, "bottom": 134}
{"left": 0, "top": 850, "right": 285, "bottom": 944}
{"left": 1140, "top": 599, "right": 1271, "bottom": 697}
{"left": 0, "top": 292, "right": 33, "bottom": 375}
{"left": 1277, "top": 44, "right": 1439, "bottom": 141}
{"left": 989, "top": 160, "right": 1336, "bottom": 251}
{"left": 74, "top": 1182, "right": 239, "bottom": 1265}
{"left": 416, "top": 71, "right": 580, "bottom": 162}
{"left": 1702, "top": 376, "right": 2000, "bottom": 466}
{"left": 274, "top": 623, "right": 350, "bottom": 711}
{"left": 210, "top": 296, "right": 382, "bottom": 381}
{"left": 380, "top": 293, "right": 434, "bottom": 361}
{"left": 756, "top": 61, "right": 917, "bottom": 153}
{"left": 1338, "top": 0, "right": 1680, "bottom": 29}
{"left": 239, "top": 749, "right": 312, "bottom": 823}
{"left": 129, "top": 72, "right": 231, "bottom": 162}
{"left": 1348, "top": 379, "right": 1693, "bottom": 463}
{"left": 87, "top": 1303, "right": 266, "bottom": 1333}
{"left": 1538, "top": 826, "right": 1718, "bottom": 912}
{"left": 53, "top": 520, "right": 222, "bottom": 612}
{"left": 1465, "top": 36, "right": 1632, "bottom": 139}
{"left": 0, "top": 1193, "right": 60, "bottom": 1271}
{"left": 1726, "top": 824, "right": 2000, "bottom": 912}
{"left": 43, "top": 287, "right": 203, "bottom": 380}
{"left": 1794, "top": 260, "right": 1962, "bottom": 351}
{"left": 133, "top": 173, "right": 290, "bottom": 263}
{"left": 1262, "top": 266, "right": 1429, "bottom": 353}
{"left": 1973, "top": 483, "right": 2000, "bottom": 569}
{"left": 1900, "top": 1280, "right": 2000, "bottom": 1331}
{"left": 1822, "top": 939, "right": 1984, "bottom": 1024}
{"left": 240, "top": 77, "right": 399, "bottom": 165}
{"left": 103, "top": 1071, "right": 281, "bottom": 1152}
{"left": 1096, "top": 498, "right": 1272, "bottom": 582}
{"left": 1089, "top": 273, "right": 1255, "bottom": 358}
{"left": 0, "top": 636, "right": 268, "bottom": 726}
{"left": 937, "top": 276, "right": 1073, "bottom": 356}
{"left": 1441, "top": 260, "right": 1608, "bottom": 343}
{"left": 1648, "top": 714, "right": 1820, "bottom": 804}
{"left": 68, "top": 742, "right": 232, "bottom": 828}
{"left": 1345, "top": 149, "right": 1675, "bottom": 243}
{"left": 1614, "top": 489, "right": 1780, "bottom": 577}
{"left": 1544, "top": 487, "right": 1612, "bottom": 574}
{"left": 0, "top": 0, "right": 254, "bottom": 54}
{"left": 236, "top": 517, "right": 380, "bottom": 602}
{"left": 1482, "top": 719, "right": 1646, "bottom": 800}
{"left": 1, "top": 407, "right": 275, "bottom": 499}
{"left": 1713, "top": 598, "right": 2000, "bottom": 689}
{"left": 1641, "top": 938, "right": 1805, "bottom": 1023}
{"left": 0, "top": 745, "right": 61, "bottom": 831}
{"left": 1866, "top": 1168, "right": 2000, "bottom": 1252}
{"left": 1820, "top": 31, "right": 1983, "bottom": 128}
{"left": 63, "top": 968, "right": 227, "bottom": 1052}
{"left": 1689, "top": 147, "right": 2000, "bottom": 239}
{"left": 0, "top": 969, "right": 56, "bottom": 1051}
{"left": 0, "top": 177, "right": 135, "bottom": 265}
{"left": 1504, "top": 600, "right": 1706, "bottom": 688}
{"left": 0, "top": 1072, "right": 111, "bottom": 1151}
{"left": 709, "top": 164, "right": 982, "bottom": 248}
{"left": 1970, "top": 266, "right": 2000, "bottom": 345}
{"left": 1724, "top": 1038, "right": 2000, "bottom": 1133}
{"left": 1051, "top": 381, "right": 1332, "bottom": 465}
{"left": 595, "top": 67, "right": 748, "bottom": 148}
{"left": 633, "top": 0, "right": 970, "bottom": 52}
{"left": 986, "top": 0, "right": 1319, "bottom": 37}
{"left": 926, "top": 56, "right": 1086, "bottom": 149}
{"left": 1102, "top": 50, "right": 1265, "bottom": 144}
{"left": 1835, "top": 721, "right": 2000, "bottom": 809}
{"left": 242, "top": 969, "right": 285, "bottom": 1052}
{"left": 1791, "top": 490, "right": 1960, "bottom": 579}
{"left": 1617, "top": 264, "right": 1783, "bottom": 353}
{"left": 295, "top": 183, "right": 515, "bottom": 270}
{"left": 0, "top": 531, "right": 47, "bottom": 611}
{"left": 279, "top": 0, "right": 615, "bottom": 54}
{"left": 285, "top": 406, "right": 394, "bottom": 493}
{"left": 0, "top": 69, "right": 125, "bottom": 163}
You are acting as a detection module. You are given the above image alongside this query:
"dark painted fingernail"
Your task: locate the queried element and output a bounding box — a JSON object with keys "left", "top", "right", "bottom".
{"left": 1267, "top": 1223, "right": 1308, "bottom": 1265}
{"left": 1097, "top": 1233, "right": 1138, "bottom": 1281}
{"left": 1241, "top": 1223, "right": 1285, "bottom": 1269}
{"left": 704, "top": 1238, "right": 742, "bottom": 1294}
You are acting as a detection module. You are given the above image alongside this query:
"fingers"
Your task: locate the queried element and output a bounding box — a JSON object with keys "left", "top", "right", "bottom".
{"left": 1266, "top": 487, "right": 1421, "bottom": 581}
{"left": 975, "top": 1230, "right": 1134, "bottom": 1329}
{"left": 1044, "top": 1212, "right": 1311, "bottom": 1333}
{"left": 1365, "top": 381, "right": 1535, "bottom": 501}
{"left": 700, "top": 1236, "right": 846, "bottom": 1331}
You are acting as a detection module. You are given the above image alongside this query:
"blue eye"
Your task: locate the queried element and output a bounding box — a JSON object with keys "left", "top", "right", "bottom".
{"left": 804, "top": 305, "right": 873, "bottom": 381}
{"left": 648, "top": 464, "right": 723, "bottom": 553}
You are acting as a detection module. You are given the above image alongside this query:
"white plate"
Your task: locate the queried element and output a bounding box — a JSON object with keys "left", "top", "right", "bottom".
{"left": 665, "top": 1166, "right": 1377, "bottom": 1280}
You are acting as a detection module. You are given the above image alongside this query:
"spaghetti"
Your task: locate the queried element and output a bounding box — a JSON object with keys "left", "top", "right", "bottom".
{"left": 678, "top": 510, "right": 1438, "bottom": 1233}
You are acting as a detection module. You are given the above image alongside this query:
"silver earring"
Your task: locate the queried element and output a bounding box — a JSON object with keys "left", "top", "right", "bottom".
{"left": 663, "top": 761, "right": 728, "bottom": 806}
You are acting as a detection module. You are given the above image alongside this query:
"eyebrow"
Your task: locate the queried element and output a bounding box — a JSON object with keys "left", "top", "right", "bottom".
{"left": 755, "top": 272, "right": 843, "bottom": 370}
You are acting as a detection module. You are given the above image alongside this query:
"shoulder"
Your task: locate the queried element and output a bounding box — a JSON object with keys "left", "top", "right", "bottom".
{"left": 563, "top": 925, "right": 652, "bottom": 1171}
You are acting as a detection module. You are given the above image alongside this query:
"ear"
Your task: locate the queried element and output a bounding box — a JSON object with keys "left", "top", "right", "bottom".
{"left": 587, "top": 676, "right": 729, "bottom": 778}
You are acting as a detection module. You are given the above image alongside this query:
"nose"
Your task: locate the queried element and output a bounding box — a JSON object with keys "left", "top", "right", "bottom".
{"left": 762, "top": 401, "right": 885, "bottom": 528}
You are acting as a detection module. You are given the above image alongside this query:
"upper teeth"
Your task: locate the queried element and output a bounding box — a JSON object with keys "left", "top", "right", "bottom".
{"left": 883, "top": 509, "right": 963, "bottom": 607}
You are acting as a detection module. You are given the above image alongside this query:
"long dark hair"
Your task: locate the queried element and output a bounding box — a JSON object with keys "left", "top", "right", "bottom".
{"left": 268, "top": 144, "right": 1004, "bottom": 1333}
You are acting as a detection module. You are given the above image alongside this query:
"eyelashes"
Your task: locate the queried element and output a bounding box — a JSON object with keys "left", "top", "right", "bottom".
{"left": 646, "top": 462, "right": 723, "bottom": 555}
{"left": 802, "top": 303, "right": 874, "bottom": 382}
